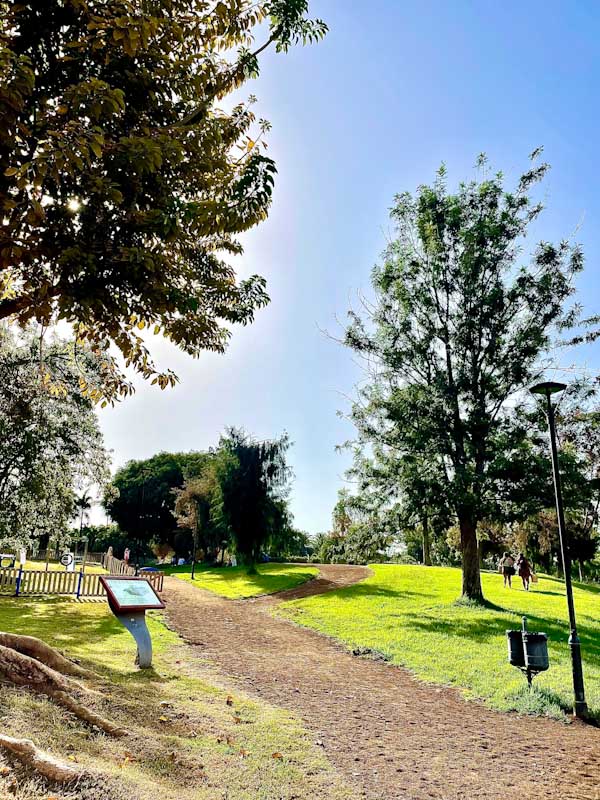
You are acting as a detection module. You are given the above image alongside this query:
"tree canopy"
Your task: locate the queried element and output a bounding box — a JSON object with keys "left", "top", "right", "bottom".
{"left": 104, "top": 450, "right": 209, "bottom": 550}
{"left": 343, "top": 153, "right": 582, "bottom": 600}
{"left": 0, "top": 0, "right": 326, "bottom": 398}
{"left": 0, "top": 326, "right": 109, "bottom": 551}
{"left": 212, "top": 428, "right": 292, "bottom": 570}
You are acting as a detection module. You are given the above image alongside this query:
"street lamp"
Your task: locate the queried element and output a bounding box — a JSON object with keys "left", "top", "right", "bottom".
{"left": 530, "top": 380, "right": 587, "bottom": 718}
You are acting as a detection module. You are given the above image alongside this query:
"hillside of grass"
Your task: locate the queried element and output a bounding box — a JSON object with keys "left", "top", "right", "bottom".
{"left": 163, "top": 562, "right": 318, "bottom": 599}
{"left": 0, "top": 598, "right": 351, "bottom": 800}
{"left": 278, "top": 564, "right": 600, "bottom": 719}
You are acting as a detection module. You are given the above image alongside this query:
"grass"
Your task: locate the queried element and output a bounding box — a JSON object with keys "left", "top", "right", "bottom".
{"left": 0, "top": 597, "right": 352, "bottom": 800}
{"left": 163, "top": 562, "right": 318, "bottom": 599}
{"left": 278, "top": 564, "right": 600, "bottom": 720}
{"left": 22, "top": 560, "right": 106, "bottom": 574}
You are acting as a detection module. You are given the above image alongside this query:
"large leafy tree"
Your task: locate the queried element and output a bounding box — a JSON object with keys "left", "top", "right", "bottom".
{"left": 105, "top": 451, "right": 209, "bottom": 550}
{"left": 344, "top": 153, "right": 582, "bottom": 600}
{"left": 0, "top": 326, "right": 109, "bottom": 551}
{"left": 0, "top": 0, "right": 326, "bottom": 398}
{"left": 212, "top": 428, "right": 291, "bottom": 571}
{"left": 173, "top": 462, "right": 221, "bottom": 561}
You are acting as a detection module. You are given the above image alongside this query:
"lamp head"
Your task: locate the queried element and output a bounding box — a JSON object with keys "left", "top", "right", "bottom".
{"left": 529, "top": 381, "right": 567, "bottom": 397}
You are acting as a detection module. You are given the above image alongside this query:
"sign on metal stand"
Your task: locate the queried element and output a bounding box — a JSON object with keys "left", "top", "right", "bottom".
{"left": 99, "top": 576, "right": 165, "bottom": 668}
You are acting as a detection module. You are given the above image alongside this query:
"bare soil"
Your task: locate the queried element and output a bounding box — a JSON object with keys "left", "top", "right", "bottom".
{"left": 163, "top": 565, "right": 600, "bottom": 800}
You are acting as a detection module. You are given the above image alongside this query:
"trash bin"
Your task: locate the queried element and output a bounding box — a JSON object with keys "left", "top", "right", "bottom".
{"left": 506, "top": 630, "right": 525, "bottom": 668}
{"left": 523, "top": 631, "right": 549, "bottom": 673}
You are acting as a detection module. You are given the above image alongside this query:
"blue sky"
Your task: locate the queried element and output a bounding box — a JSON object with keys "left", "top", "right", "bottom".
{"left": 98, "top": 1, "right": 600, "bottom": 533}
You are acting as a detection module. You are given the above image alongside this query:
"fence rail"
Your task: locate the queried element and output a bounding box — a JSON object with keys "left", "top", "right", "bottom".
{"left": 0, "top": 567, "right": 163, "bottom": 598}
{"left": 102, "top": 554, "right": 136, "bottom": 576}
{"left": 34, "top": 550, "right": 105, "bottom": 565}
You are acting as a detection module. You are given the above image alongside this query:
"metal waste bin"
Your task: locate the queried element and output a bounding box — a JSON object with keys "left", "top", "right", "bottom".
{"left": 523, "top": 631, "right": 549, "bottom": 673}
{"left": 506, "top": 629, "right": 525, "bottom": 668}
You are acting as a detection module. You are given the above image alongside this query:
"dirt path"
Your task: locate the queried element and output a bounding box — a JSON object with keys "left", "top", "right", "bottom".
{"left": 163, "top": 565, "right": 600, "bottom": 800}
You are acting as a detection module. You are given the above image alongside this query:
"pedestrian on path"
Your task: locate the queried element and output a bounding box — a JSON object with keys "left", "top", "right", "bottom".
{"left": 499, "top": 552, "right": 515, "bottom": 587}
{"left": 516, "top": 553, "right": 532, "bottom": 591}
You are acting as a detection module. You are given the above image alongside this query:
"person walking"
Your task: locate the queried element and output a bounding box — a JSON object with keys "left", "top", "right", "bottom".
{"left": 499, "top": 552, "right": 515, "bottom": 588}
{"left": 516, "top": 553, "right": 532, "bottom": 591}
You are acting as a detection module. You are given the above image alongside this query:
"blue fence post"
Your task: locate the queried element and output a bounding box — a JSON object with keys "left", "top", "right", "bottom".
{"left": 15, "top": 566, "right": 23, "bottom": 597}
{"left": 76, "top": 570, "right": 83, "bottom": 599}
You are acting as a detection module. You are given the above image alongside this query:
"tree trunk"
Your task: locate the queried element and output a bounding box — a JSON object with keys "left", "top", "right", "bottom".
{"left": 422, "top": 513, "right": 432, "bottom": 566}
{"left": 459, "top": 515, "right": 483, "bottom": 601}
{"left": 579, "top": 560, "right": 584, "bottom": 582}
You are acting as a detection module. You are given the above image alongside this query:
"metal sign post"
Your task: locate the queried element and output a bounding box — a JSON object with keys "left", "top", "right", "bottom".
{"left": 99, "top": 576, "right": 165, "bottom": 668}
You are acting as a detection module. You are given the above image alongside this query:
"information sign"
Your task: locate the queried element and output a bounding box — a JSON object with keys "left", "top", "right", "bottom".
{"left": 99, "top": 576, "right": 164, "bottom": 668}
{"left": 100, "top": 576, "right": 165, "bottom": 612}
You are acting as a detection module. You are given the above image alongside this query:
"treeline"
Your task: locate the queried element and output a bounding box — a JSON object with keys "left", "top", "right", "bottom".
{"left": 101, "top": 429, "right": 309, "bottom": 571}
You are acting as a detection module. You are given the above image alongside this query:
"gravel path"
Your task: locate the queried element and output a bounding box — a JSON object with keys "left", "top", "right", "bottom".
{"left": 163, "top": 565, "right": 600, "bottom": 800}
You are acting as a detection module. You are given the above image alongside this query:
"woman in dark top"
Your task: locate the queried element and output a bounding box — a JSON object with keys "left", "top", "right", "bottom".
{"left": 516, "top": 553, "right": 532, "bottom": 591}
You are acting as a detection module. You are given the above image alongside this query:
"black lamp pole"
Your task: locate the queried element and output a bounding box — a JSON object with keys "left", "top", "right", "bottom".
{"left": 190, "top": 503, "right": 198, "bottom": 581}
{"left": 530, "top": 381, "right": 587, "bottom": 718}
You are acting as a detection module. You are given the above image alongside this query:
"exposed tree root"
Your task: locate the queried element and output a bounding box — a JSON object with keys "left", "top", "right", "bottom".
{"left": 0, "top": 632, "right": 96, "bottom": 678}
{"left": 0, "top": 645, "right": 125, "bottom": 737}
{"left": 0, "top": 734, "right": 81, "bottom": 782}
{"left": 52, "top": 691, "right": 125, "bottom": 737}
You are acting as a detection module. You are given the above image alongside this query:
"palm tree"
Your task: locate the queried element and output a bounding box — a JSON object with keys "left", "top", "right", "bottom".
{"left": 74, "top": 491, "right": 93, "bottom": 559}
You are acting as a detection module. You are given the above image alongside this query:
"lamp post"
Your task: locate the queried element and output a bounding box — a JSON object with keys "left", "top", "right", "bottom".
{"left": 530, "top": 380, "right": 587, "bottom": 718}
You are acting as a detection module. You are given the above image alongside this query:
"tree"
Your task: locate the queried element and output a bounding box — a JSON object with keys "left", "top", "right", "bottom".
{"left": 104, "top": 451, "right": 210, "bottom": 553}
{"left": 0, "top": 1, "right": 326, "bottom": 399}
{"left": 173, "top": 464, "right": 221, "bottom": 562}
{"left": 212, "top": 428, "right": 291, "bottom": 572}
{"left": 343, "top": 153, "right": 581, "bottom": 600}
{"left": 0, "top": 326, "right": 109, "bottom": 553}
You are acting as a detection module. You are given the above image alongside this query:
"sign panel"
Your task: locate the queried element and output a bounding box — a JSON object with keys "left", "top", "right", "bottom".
{"left": 99, "top": 576, "right": 165, "bottom": 613}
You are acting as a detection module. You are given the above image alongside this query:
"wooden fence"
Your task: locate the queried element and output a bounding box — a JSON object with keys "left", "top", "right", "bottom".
{"left": 35, "top": 550, "right": 105, "bottom": 565}
{"left": 0, "top": 567, "right": 163, "bottom": 598}
{"left": 102, "top": 554, "right": 136, "bottom": 576}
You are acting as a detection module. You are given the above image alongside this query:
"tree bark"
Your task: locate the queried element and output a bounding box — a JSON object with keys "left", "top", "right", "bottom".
{"left": 0, "top": 632, "right": 95, "bottom": 678}
{"left": 0, "top": 735, "right": 80, "bottom": 782}
{"left": 422, "top": 513, "right": 432, "bottom": 566}
{"left": 459, "top": 515, "right": 483, "bottom": 601}
{"left": 0, "top": 645, "right": 125, "bottom": 737}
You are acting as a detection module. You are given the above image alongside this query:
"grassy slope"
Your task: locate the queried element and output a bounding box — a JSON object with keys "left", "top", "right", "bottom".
{"left": 164, "top": 563, "right": 318, "bottom": 599}
{"left": 0, "top": 598, "right": 351, "bottom": 800}
{"left": 278, "top": 564, "right": 600, "bottom": 719}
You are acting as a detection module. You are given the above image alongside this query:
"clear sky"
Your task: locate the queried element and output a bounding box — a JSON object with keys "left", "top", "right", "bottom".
{"left": 97, "top": 1, "right": 600, "bottom": 534}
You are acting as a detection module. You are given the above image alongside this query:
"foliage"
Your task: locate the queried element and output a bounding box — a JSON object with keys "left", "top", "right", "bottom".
{"left": 164, "top": 562, "right": 318, "bottom": 599}
{"left": 104, "top": 451, "right": 210, "bottom": 549}
{"left": 173, "top": 461, "right": 221, "bottom": 561}
{"left": 0, "top": 326, "right": 109, "bottom": 552}
{"left": 342, "top": 153, "right": 582, "bottom": 600}
{"left": 314, "top": 489, "right": 394, "bottom": 564}
{"left": 212, "top": 428, "right": 292, "bottom": 570}
{"left": 279, "top": 564, "right": 600, "bottom": 719}
{"left": 266, "top": 523, "right": 311, "bottom": 559}
{"left": 0, "top": 1, "right": 326, "bottom": 400}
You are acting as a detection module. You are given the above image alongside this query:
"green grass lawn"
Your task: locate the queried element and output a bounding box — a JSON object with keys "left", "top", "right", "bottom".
{"left": 163, "top": 562, "right": 318, "bottom": 599}
{"left": 278, "top": 564, "right": 600, "bottom": 720}
{"left": 0, "top": 597, "right": 352, "bottom": 800}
